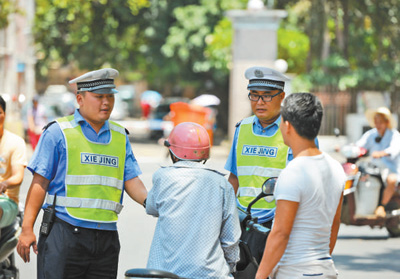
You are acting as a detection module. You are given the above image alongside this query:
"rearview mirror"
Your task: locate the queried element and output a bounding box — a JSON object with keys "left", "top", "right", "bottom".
{"left": 262, "top": 177, "right": 277, "bottom": 196}
{"left": 246, "top": 177, "right": 278, "bottom": 214}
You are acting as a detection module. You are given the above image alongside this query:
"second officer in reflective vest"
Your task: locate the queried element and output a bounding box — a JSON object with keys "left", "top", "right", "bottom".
{"left": 17, "top": 68, "right": 148, "bottom": 279}
{"left": 225, "top": 66, "right": 318, "bottom": 263}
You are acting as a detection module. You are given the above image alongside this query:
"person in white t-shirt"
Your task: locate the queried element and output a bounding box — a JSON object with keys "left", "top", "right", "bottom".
{"left": 256, "top": 93, "right": 346, "bottom": 279}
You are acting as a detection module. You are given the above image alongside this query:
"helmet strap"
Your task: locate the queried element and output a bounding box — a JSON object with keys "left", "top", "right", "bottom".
{"left": 169, "top": 150, "right": 180, "bottom": 164}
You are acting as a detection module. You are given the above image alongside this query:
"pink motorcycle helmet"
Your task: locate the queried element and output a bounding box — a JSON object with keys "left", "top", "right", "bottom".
{"left": 165, "top": 122, "right": 210, "bottom": 161}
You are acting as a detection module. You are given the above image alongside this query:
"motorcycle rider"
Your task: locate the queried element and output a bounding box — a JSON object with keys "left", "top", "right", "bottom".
{"left": 146, "top": 122, "right": 241, "bottom": 279}
{"left": 356, "top": 106, "right": 400, "bottom": 217}
{"left": 0, "top": 95, "right": 27, "bottom": 231}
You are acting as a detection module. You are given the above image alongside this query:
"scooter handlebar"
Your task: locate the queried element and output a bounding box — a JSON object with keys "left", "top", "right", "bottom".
{"left": 238, "top": 207, "right": 270, "bottom": 235}
{"left": 246, "top": 220, "right": 270, "bottom": 235}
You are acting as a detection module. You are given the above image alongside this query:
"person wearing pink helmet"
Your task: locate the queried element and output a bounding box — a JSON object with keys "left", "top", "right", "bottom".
{"left": 145, "top": 122, "right": 241, "bottom": 278}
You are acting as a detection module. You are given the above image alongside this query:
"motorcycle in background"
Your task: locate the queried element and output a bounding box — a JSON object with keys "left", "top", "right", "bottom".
{"left": 337, "top": 143, "right": 400, "bottom": 237}
{"left": 125, "top": 178, "right": 277, "bottom": 279}
{"left": 0, "top": 210, "right": 22, "bottom": 279}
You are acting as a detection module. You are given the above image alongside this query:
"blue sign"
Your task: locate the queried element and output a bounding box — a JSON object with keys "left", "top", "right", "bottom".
{"left": 80, "top": 153, "right": 119, "bottom": 168}
{"left": 241, "top": 145, "right": 278, "bottom": 157}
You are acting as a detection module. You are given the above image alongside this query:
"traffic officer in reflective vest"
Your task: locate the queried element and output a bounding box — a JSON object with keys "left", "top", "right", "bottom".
{"left": 17, "top": 68, "right": 148, "bottom": 279}
{"left": 225, "top": 66, "right": 300, "bottom": 263}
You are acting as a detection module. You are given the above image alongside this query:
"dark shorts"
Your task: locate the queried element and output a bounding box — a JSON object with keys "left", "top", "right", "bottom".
{"left": 37, "top": 217, "right": 120, "bottom": 279}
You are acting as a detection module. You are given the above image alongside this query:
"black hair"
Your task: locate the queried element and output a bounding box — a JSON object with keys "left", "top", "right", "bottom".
{"left": 0, "top": 96, "right": 6, "bottom": 112}
{"left": 281, "top": 93, "right": 323, "bottom": 140}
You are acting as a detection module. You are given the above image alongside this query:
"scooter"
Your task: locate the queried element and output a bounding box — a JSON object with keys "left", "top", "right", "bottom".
{"left": 337, "top": 143, "right": 400, "bottom": 237}
{"left": 0, "top": 210, "right": 22, "bottom": 279}
{"left": 125, "top": 178, "right": 277, "bottom": 279}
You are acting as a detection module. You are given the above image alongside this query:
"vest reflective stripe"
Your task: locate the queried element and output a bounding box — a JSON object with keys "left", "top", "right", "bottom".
{"left": 58, "top": 118, "right": 77, "bottom": 130}
{"left": 237, "top": 166, "right": 283, "bottom": 178}
{"left": 65, "top": 175, "right": 123, "bottom": 191}
{"left": 57, "top": 115, "right": 126, "bottom": 222}
{"left": 237, "top": 187, "right": 275, "bottom": 201}
{"left": 236, "top": 116, "right": 288, "bottom": 211}
{"left": 109, "top": 122, "right": 126, "bottom": 135}
{"left": 46, "top": 195, "right": 123, "bottom": 214}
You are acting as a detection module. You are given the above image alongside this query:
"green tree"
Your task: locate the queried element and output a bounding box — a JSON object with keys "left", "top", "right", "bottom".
{"left": 33, "top": 0, "right": 247, "bottom": 90}
{"left": 32, "top": 0, "right": 400, "bottom": 118}
{"left": 142, "top": 0, "right": 246, "bottom": 91}
{"left": 276, "top": 0, "right": 400, "bottom": 92}
{"left": 0, "top": 0, "right": 21, "bottom": 29}
{"left": 34, "top": 0, "right": 150, "bottom": 79}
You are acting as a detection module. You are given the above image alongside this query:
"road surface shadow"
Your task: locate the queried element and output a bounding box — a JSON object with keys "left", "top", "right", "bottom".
{"left": 333, "top": 247, "right": 400, "bottom": 273}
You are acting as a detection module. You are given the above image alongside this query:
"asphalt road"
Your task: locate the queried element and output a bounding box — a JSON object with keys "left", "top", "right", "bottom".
{"left": 15, "top": 140, "right": 400, "bottom": 278}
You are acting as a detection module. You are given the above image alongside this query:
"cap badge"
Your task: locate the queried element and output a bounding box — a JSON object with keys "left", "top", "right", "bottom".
{"left": 102, "top": 71, "right": 110, "bottom": 79}
{"left": 254, "top": 69, "right": 264, "bottom": 78}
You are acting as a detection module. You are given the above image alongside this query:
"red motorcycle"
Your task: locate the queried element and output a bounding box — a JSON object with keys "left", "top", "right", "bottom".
{"left": 338, "top": 144, "right": 400, "bottom": 237}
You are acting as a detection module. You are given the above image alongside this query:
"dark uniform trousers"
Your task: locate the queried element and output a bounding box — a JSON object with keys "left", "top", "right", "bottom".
{"left": 37, "top": 217, "right": 120, "bottom": 279}
{"left": 240, "top": 220, "right": 272, "bottom": 264}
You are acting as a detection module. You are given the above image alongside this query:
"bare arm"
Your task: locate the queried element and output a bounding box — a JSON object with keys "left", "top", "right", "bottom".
{"left": 228, "top": 172, "right": 239, "bottom": 195}
{"left": 256, "top": 200, "right": 299, "bottom": 279}
{"left": 0, "top": 164, "right": 25, "bottom": 192}
{"left": 124, "top": 176, "right": 147, "bottom": 206}
{"left": 371, "top": 150, "right": 389, "bottom": 158}
{"left": 17, "top": 173, "right": 49, "bottom": 263}
{"left": 330, "top": 192, "right": 344, "bottom": 254}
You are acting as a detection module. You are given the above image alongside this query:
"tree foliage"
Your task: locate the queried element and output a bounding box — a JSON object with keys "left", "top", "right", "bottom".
{"left": 278, "top": 0, "right": 400, "bottom": 92}
{"left": 160, "top": 0, "right": 245, "bottom": 75}
{"left": 0, "top": 0, "right": 21, "bottom": 29}
{"left": 32, "top": 0, "right": 248, "bottom": 92}
{"left": 34, "top": 0, "right": 150, "bottom": 79}
{"left": 20, "top": 0, "right": 400, "bottom": 95}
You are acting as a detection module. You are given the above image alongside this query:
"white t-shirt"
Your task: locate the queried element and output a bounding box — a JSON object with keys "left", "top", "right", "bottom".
{"left": 274, "top": 152, "right": 345, "bottom": 266}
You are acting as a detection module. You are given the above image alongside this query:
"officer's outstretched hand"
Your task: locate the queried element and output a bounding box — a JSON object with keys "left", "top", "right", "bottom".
{"left": 17, "top": 228, "right": 38, "bottom": 263}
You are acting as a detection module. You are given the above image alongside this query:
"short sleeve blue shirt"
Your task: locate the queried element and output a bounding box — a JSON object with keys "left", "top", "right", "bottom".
{"left": 28, "top": 109, "right": 142, "bottom": 230}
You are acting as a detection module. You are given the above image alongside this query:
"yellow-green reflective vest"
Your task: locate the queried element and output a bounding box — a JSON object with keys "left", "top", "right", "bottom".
{"left": 236, "top": 116, "right": 289, "bottom": 210}
{"left": 47, "top": 115, "right": 126, "bottom": 222}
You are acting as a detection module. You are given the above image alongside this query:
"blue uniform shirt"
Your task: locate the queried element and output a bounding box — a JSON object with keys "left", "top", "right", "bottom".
{"left": 28, "top": 109, "right": 142, "bottom": 230}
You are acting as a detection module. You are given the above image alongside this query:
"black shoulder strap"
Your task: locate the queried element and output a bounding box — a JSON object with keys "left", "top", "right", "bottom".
{"left": 235, "top": 120, "right": 243, "bottom": 127}
{"left": 42, "top": 121, "right": 57, "bottom": 131}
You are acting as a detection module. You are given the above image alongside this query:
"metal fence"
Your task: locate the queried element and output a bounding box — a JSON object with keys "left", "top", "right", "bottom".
{"left": 313, "top": 91, "right": 352, "bottom": 135}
